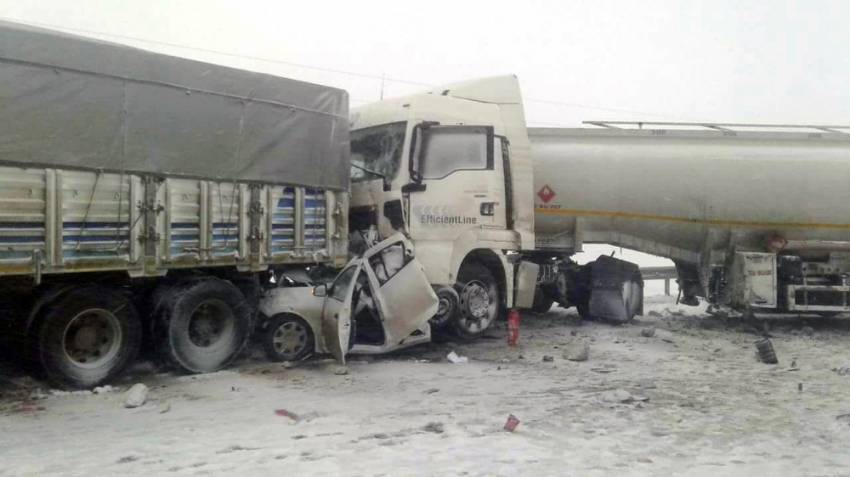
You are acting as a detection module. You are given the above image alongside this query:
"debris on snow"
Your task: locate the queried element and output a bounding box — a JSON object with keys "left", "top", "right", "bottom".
{"left": 123, "top": 383, "right": 149, "bottom": 408}
{"left": 503, "top": 414, "right": 520, "bottom": 432}
{"left": 446, "top": 351, "right": 468, "bottom": 364}
{"left": 333, "top": 366, "right": 349, "bottom": 375}
{"left": 755, "top": 338, "right": 779, "bottom": 364}
{"left": 600, "top": 389, "right": 650, "bottom": 404}
{"left": 832, "top": 366, "right": 850, "bottom": 376}
{"left": 422, "top": 422, "right": 444, "bottom": 434}
{"left": 542, "top": 355, "right": 554, "bottom": 362}
{"left": 640, "top": 327, "right": 656, "bottom": 338}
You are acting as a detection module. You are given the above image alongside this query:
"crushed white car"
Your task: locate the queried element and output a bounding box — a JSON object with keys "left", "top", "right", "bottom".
{"left": 259, "top": 235, "right": 439, "bottom": 363}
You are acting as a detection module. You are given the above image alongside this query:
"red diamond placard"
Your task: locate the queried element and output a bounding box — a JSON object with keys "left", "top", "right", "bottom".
{"left": 537, "top": 184, "right": 556, "bottom": 203}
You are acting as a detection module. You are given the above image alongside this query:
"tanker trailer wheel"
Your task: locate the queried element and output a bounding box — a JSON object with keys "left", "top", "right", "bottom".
{"left": 453, "top": 263, "right": 500, "bottom": 341}
{"left": 159, "top": 278, "right": 253, "bottom": 373}
{"left": 37, "top": 286, "right": 141, "bottom": 389}
{"left": 263, "top": 314, "right": 314, "bottom": 362}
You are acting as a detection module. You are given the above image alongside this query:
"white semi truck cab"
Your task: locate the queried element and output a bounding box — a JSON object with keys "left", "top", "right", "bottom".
{"left": 348, "top": 76, "right": 642, "bottom": 338}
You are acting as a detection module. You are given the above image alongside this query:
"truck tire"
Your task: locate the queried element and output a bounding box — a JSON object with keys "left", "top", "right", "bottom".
{"left": 453, "top": 263, "right": 500, "bottom": 340}
{"left": 158, "top": 278, "right": 252, "bottom": 373}
{"left": 37, "top": 286, "right": 141, "bottom": 389}
{"left": 263, "top": 314, "right": 314, "bottom": 362}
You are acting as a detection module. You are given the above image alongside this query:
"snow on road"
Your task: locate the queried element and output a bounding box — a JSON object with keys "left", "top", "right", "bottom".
{"left": 3, "top": 297, "right": 850, "bottom": 476}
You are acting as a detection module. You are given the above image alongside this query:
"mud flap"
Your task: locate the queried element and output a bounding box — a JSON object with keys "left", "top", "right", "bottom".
{"left": 588, "top": 255, "right": 643, "bottom": 323}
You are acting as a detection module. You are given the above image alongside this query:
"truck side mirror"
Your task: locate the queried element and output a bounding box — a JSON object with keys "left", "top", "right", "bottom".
{"left": 313, "top": 284, "right": 327, "bottom": 297}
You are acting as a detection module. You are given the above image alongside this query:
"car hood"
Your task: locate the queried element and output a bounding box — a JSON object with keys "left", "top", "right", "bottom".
{"left": 259, "top": 286, "right": 325, "bottom": 322}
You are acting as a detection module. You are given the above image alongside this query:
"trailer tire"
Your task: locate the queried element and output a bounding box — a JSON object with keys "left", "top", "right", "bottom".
{"left": 263, "top": 314, "right": 314, "bottom": 362}
{"left": 453, "top": 263, "right": 500, "bottom": 340}
{"left": 159, "top": 278, "right": 252, "bottom": 373}
{"left": 37, "top": 286, "right": 141, "bottom": 389}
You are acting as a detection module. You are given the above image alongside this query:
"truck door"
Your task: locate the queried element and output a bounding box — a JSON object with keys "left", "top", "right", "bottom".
{"left": 364, "top": 237, "right": 438, "bottom": 345}
{"left": 321, "top": 263, "right": 359, "bottom": 363}
{"left": 407, "top": 125, "right": 506, "bottom": 240}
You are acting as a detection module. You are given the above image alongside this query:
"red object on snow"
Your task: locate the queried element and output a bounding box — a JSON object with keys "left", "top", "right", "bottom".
{"left": 507, "top": 309, "right": 521, "bottom": 346}
{"left": 504, "top": 414, "right": 520, "bottom": 432}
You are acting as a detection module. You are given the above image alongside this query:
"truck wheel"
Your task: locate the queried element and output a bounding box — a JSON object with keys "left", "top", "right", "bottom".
{"left": 453, "top": 263, "right": 500, "bottom": 340}
{"left": 263, "top": 314, "right": 314, "bottom": 362}
{"left": 37, "top": 286, "right": 141, "bottom": 389}
{"left": 531, "top": 288, "right": 555, "bottom": 314}
{"left": 159, "top": 278, "right": 252, "bottom": 373}
{"left": 429, "top": 286, "right": 459, "bottom": 329}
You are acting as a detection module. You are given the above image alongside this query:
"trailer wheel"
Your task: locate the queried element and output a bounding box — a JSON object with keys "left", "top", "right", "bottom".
{"left": 37, "top": 286, "right": 141, "bottom": 389}
{"left": 263, "top": 314, "right": 314, "bottom": 362}
{"left": 453, "top": 263, "right": 499, "bottom": 340}
{"left": 159, "top": 278, "right": 252, "bottom": 373}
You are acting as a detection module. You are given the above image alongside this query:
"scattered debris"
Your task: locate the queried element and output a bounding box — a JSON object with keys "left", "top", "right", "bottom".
{"left": 836, "top": 413, "right": 850, "bottom": 425}
{"left": 801, "top": 326, "right": 814, "bottom": 336}
{"left": 755, "top": 338, "right": 778, "bottom": 364}
{"left": 832, "top": 367, "right": 850, "bottom": 376}
{"left": 798, "top": 383, "right": 803, "bottom": 392}
{"left": 274, "top": 409, "right": 300, "bottom": 421}
{"left": 422, "top": 422, "right": 444, "bottom": 434}
{"left": 123, "top": 383, "right": 149, "bottom": 408}
{"left": 636, "top": 457, "right": 654, "bottom": 464}
{"left": 542, "top": 355, "right": 554, "bottom": 362}
{"left": 159, "top": 403, "right": 171, "bottom": 414}
{"left": 446, "top": 351, "right": 468, "bottom": 364}
{"left": 600, "top": 389, "right": 650, "bottom": 404}
{"left": 640, "top": 327, "right": 656, "bottom": 338}
{"left": 503, "top": 414, "right": 520, "bottom": 432}
{"left": 566, "top": 343, "right": 589, "bottom": 362}
{"left": 333, "top": 366, "right": 350, "bottom": 375}
{"left": 424, "top": 388, "right": 440, "bottom": 395}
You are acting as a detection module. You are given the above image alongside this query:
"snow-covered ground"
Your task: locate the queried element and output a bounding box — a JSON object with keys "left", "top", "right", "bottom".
{"left": 3, "top": 297, "right": 850, "bottom": 477}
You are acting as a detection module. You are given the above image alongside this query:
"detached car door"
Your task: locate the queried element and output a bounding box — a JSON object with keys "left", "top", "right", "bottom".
{"left": 321, "top": 263, "right": 359, "bottom": 363}
{"left": 365, "top": 237, "right": 438, "bottom": 345}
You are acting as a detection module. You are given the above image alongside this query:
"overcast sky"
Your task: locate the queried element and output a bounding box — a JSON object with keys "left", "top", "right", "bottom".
{"left": 2, "top": 0, "right": 848, "bottom": 126}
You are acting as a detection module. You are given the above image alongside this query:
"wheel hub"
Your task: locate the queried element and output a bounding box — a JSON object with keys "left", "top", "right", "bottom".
{"left": 63, "top": 309, "right": 122, "bottom": 368}
{"left": 272, "top": 322, "right": 307, "bottom": 355}
{"left": 188, "top": 300, "right": 231, "bottom": 348}
{"left": 464, "top": 282, "right": 490, "bottom": 320}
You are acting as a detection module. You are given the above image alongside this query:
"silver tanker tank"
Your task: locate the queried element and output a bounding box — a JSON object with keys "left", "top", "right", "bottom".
{"left": 529, "top": 122, "right": 850, "bottom": 313}
{"left": 531, "top": 122, "right": 850, "bottom": 261}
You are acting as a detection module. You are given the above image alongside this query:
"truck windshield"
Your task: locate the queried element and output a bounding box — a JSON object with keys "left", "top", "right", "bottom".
{"left": 350, "top": 122, "right": 406, "bottom": 183}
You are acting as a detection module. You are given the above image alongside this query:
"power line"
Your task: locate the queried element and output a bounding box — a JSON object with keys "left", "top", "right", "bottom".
{"left": 1, "top": 17, "right": 431, "bottom": 87}
{"left": 2, "top": 17, "right": 693, "bottom": 122}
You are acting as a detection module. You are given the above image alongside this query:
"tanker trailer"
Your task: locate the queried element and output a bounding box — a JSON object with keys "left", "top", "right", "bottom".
{"left": 530, "top": 121, "right": 850, "bottom": 317}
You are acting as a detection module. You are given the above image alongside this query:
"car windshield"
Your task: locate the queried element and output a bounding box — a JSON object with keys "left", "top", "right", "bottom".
{"left": 350, "top": 122, "right": 406, "bottom": 183}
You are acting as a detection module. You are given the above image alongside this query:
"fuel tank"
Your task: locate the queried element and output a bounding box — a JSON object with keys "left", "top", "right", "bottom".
{"left": 530, "top": 124, "right": 850, "bottom": 264}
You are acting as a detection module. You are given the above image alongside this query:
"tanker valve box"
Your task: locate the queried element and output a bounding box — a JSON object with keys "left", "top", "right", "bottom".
{"left": 731, "top": 252, "right": 777, "bottom": 308}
